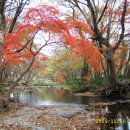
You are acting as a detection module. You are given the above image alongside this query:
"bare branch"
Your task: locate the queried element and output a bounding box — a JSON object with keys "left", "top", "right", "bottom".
{"left": 97, "top": 0, "right": 109, "bottom": 24}
{"left": 9, "top": 0, "right": 29, "bottom": 33}
{"left": 114, "top": 0, "right": 127, "bottom": 50}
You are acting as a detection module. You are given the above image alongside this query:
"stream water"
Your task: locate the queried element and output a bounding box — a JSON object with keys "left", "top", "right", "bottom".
{"left": 11, "top": 87, "right": 130, "bottom": 130}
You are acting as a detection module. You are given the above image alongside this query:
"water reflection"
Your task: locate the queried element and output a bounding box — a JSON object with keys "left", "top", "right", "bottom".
{"left": 11, "top": 87, "right": 101, "bottom": 105}
{"left": 101, "top": 103, "right": 130, "bottom": 130}
{"left": 127, "top": 117, "right": 130, "bottom": 129}
{"left": 11, "top": 87, "right": 130, "bottom": 130}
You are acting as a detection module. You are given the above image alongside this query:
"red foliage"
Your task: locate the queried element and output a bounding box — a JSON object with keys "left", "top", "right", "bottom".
{"left": 1, "top": 4, "right": 103, "bottom": 71}
{"left": 63, "top": 33, "right": 102, "bottom": 71}
{"left": 1, "top": 24, "right": 36, "bottom": 67}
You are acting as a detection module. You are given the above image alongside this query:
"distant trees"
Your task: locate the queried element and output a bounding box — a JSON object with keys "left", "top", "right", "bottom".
{"left": 39, "top": 48, "right": 83, "bottom": 84}
{"left": 57, "top": 0, "right": 130, "bottom": 88}
{"left": 0, "top": 0, "right": 130, "bottom": 92}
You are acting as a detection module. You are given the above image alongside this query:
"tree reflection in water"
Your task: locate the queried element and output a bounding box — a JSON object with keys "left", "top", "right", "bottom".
{"left": 10, "top": 87, "right": 130, "bottom": 130}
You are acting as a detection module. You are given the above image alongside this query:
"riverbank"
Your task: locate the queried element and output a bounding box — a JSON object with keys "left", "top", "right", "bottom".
{"left": 74, "top": 92, "right": 99, "bottom": 96}
{"left": 0, "top": 86, "right": 109, "bottom": 130}
{"left": 2, "top": 86, "right": 130, "bottom": 130}
{"left": 0, "top": 101, "right": 106, "bottom": 130}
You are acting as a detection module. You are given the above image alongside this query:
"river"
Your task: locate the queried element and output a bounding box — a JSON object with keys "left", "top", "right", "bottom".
{"left": 10, "top": 87, "right": 130, "bottom": 130}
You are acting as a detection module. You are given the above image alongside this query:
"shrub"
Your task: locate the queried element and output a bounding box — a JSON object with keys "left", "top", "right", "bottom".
{"left": 90, "top": 77, "right": 109, "bottom": 86}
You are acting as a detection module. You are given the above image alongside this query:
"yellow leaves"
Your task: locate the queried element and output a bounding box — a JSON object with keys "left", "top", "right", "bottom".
{"left": 115, "top": 45, "right": 128, "bottom": 55}
{"left": 39, "top": 48, "right": 83, "bottom": 82}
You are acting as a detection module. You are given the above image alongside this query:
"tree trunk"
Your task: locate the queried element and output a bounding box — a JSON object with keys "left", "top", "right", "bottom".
{"left": 0, "top": 67, "right": 5, "bottom": 83}
{"left": 126, "top": 67, "right": 130, "bottom": 78}
{"left": 107, "top": 49, "right": 117, "bottom": 88}
{"left": 10, "top": 56, "right": 35, "bottom": 88}
{"left": 0, "top": 69, "right": 3, "bottom": 83}
{"left": 81, "top": 60, "right": 89, "bottom": 83}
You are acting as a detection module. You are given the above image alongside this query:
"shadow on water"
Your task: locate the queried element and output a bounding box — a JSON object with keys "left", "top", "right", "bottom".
{"left": 10, "top": 87, "right": 130, "bottom": 130}
{"left": 100, "top": 103, "right": 130, "bottom": 130}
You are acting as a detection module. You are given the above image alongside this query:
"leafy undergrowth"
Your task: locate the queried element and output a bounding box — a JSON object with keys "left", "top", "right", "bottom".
{"left": 33, "top": 80, "right": 56, "bottom": 87}
{"left": 62, "top": 79, "right": 83, "bottom": 90}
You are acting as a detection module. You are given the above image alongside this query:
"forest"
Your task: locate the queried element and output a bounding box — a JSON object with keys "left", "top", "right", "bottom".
{"left": 0, "top": 0, "right": 130, "bottom": 130}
